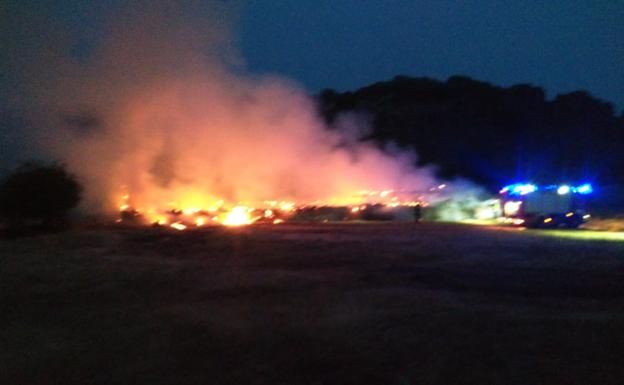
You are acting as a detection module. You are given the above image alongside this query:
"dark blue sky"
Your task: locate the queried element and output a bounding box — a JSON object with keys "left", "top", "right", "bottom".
{"left": 240, "top": 0, "right": 623, "bottom": 111}
{"left": 2, "top": 0, "right": 623, "bottom": 110}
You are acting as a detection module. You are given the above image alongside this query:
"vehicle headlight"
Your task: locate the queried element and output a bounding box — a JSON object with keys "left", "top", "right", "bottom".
{"left": 503, "top": 201, "right": 522, "bottom": 216}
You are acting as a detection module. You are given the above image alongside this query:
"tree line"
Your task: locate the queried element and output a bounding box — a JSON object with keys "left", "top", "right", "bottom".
{"left": 318, "top": 75, "right": 624, "bottom": 193}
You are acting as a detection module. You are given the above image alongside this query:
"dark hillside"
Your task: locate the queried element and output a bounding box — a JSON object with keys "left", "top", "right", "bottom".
{"left": 319, "top": 76, "right": 624, "bottom": 193}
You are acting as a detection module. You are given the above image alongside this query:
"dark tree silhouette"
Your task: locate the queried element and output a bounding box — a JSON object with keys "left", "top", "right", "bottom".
{"left": 318, "top": 75, "right": 624, "bottom": 195}
{"left": 0, "top": 163, "right": 82, "bottom": 229}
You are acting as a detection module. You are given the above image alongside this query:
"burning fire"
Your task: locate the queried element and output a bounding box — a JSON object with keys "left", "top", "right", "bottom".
{"left": 222, "top": 206, "right": 255, "bottom": 226}
{"left": 116, "top": 187, "right": 432, "bottom": 230}
{"left": 170, "top": 222, "right": 187, "bottom": 231}
{"left": 9, "top": 0, "right": 454, "bottom": 231}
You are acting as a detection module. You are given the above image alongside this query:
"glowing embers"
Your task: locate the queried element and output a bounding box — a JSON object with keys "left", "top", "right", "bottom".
{"left": 119, "top": 193, "right": 130, "bottom": 211}
{"left": 115, "top": 185, "right": 436, "bottom": 229}
{"left": 115, "top": 195, "right": 311, "bottom": 229}
{"left": 350, "top": 205, "right": 368, "bottom": 213}
{"left": 170, "top": 222, "right": 187, "bottom": 231}
{"left": 222, "top": 206, "right": 255, "bottom": 227}
{"left": 263, "top": 200, "right": 296, "bottom": 212}
{"left": 167, "top": 205, "right": 261, "bottom": 228}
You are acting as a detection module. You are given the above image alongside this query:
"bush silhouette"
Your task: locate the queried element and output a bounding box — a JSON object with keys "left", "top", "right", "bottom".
{"left": 0, "top": 163, "right": 82, "bottom": 228}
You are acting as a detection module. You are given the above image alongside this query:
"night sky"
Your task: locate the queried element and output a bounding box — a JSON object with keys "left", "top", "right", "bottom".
{"left": 240, "top": 0, "right": 623, "bottom": 110}
{"left": 1, "top": 1, "right": 622, "bottom": 108}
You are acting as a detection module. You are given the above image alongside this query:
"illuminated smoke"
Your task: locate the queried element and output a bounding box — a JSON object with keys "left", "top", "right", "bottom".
{"left": 3, "top": 1, "right": 446, "bottom": 220}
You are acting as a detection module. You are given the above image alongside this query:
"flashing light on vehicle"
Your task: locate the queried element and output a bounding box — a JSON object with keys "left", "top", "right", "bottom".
{"left": 557, "top": 185, "right": 571, "bottom": 195}
{"left": 502, "top": 183, "right": 593, "bottom": 196}
{"left": 576, "top": 184, "right": 593, "bottom": 194}
{"left": 499, "top": 181, "right": 594, "bottom": 229}
{"left": 501, "top": 183, "right": 538, "bottom": 196}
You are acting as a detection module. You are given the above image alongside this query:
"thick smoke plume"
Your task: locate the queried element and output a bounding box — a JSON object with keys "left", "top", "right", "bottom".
{"left": 3, "top": 1, "right": 444, "bottom": 218}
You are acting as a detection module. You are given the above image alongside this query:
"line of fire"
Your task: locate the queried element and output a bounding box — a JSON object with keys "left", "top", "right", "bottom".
{"left": 116, "top": 187, "right": 437, "bottom": 229}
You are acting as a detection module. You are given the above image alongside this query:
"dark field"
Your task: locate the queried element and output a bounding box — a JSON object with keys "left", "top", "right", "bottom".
{"left": 2, "top": 223, "right": 624, "bottom": 385}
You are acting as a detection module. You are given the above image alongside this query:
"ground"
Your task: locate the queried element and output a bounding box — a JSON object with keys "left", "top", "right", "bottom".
{"left": 1, "top": 222, "right": 624, "bottom": 385}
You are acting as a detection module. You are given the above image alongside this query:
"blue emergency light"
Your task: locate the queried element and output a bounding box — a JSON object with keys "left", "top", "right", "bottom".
{"left": 501, "top": 183, "right": 593, "bottom": 196}
{"left": 576, "top": 184, "right": 593, "bottom": 194}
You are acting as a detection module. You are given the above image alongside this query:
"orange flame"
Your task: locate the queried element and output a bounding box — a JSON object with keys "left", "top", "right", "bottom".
{"left": 222, "top": 206, "right": 255, "bottom": 226}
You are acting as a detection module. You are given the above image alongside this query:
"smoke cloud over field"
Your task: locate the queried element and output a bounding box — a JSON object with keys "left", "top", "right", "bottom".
{"left": 2, "top": 1, "right": 446, "bottom": 217}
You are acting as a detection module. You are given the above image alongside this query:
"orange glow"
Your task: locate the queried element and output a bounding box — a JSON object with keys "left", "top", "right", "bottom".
{"left": 115, "top": 186, "right": 434, "bottom": 228}
{"left": 182, "top": 207, "right": 201, "bottom": 215}
{"left": 222, "top": 206, "right": 255, "bottom": 226}
{"left": 170, "top": 222, "right": 187, "bottom": 230}
{"left": 279, "top": 202, "right": 295, "bottom": 212}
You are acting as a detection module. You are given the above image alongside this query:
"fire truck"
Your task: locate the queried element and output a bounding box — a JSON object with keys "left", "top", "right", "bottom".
{"left": 499, "top": 183, "right": 593, "bottom": 228}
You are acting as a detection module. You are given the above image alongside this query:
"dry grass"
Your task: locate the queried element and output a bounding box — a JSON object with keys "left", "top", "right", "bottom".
{"left": 1, "top": 223, "right": 624, "bottom": 385}
{"left": 583, "top": 216, "right": 624, "bottom": 232}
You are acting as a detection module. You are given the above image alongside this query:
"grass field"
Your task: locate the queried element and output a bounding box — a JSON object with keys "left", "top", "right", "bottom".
{"left": 1, "top": 222, "right": 624, "bottom": 384}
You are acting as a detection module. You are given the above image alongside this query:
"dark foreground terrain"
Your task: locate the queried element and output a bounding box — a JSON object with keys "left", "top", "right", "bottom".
{"left": 1, "top": 223, "right": 624, "bottom": 385}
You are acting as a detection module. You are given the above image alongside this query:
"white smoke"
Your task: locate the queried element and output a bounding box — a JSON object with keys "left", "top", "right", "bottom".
{"left": 2, "top": 1, "right": 487, "bottom": 220}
